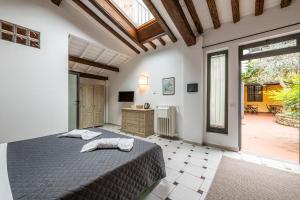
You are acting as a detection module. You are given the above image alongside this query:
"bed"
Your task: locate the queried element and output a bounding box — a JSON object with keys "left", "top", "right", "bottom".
{"left": 0, "top": 128, "right": 165, "bottom": 200}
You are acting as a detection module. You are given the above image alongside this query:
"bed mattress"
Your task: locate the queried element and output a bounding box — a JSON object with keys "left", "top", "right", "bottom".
{"left": 3, "top": 128, "right": 165, "bottom": 200}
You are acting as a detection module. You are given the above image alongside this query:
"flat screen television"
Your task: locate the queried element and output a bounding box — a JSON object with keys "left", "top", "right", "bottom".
{"left": 118, "top": 91, "right": 134, "bottom": 102}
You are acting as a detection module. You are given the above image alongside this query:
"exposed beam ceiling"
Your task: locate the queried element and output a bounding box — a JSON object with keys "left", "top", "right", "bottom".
{"left": 51, "top": 0, "right": 62, "bottom": 6}
{"left": 158, "top": 38, "right": 166, "bottom": 46}
{"left": 161, "top": 0, "right": 196, "bottom": 46}
{"left": 148, "top": 41, "right": 157, "bottom": 49}
{"left": 69, "top": 55, "right": 120, "bottom": 72}
{"left": 255, "top": 0, "right": 264, "bottom": 16}
{"left": 137, "top": 20, "right": 165, "bottom": 43}
{"left": 89, "top": 0, "right": 148, "bottom": 52}
{"left": 231, "top": 0, "right": 240, "bottom": 23}
{"left": 72, "top": 0, "right": 140, "bottom": 54}
{"left": 206, "top": 0, "right": 221, "bottom": 29}
{"left": 143, "top": 0, "right": 177, "bottom": 43}
{"left": 71, "top": 43, "right": 91, "bottom": 70}
{"left": 68, "top": 0, "right": 292, "bottom": 52}
{"left": 70, "top": 70, "right": 108, "bottom": 80}
{"left": 281, "top": 0, "right": 292, "bottom": 8}
{"left": 184, "top": 0, "right": 203, "bottom": 34}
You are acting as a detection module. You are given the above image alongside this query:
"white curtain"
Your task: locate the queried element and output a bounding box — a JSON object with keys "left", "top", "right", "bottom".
{"left": 210, "top": 54, "right": 226, "bottom": 128}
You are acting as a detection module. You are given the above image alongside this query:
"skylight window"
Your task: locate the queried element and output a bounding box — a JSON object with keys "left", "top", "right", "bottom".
{"left": 111, "top": 0, "right": 154, "bottom": 27}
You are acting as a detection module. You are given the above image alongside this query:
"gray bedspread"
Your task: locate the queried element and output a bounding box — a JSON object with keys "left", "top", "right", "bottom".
{"left": 7, "top": 128, "right": 165, "bottom": 200}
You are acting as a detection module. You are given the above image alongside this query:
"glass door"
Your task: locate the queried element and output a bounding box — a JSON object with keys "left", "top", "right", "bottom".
{"left": 68, "top": 73, "right": 78, "bottom": 130}
{"left": 239, "top": 33, "right": 300, "bottom": 163}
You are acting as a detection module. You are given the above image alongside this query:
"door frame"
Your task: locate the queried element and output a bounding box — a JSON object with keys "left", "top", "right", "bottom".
{"left": 238, "top": 33, "right": 300, "bottom": 162}
{"left": 69, "top": 71, "right": 80, "bottom": 129}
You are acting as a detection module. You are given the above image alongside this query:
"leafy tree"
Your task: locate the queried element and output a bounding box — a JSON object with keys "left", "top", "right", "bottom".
{"left": 242, "top": 52, "right": 300, "bottom": 117}
{"left": 242, "top": 53, "right": 300, "bottom": 84}
{"left": 241, "top": 61, "right": 263, "bottom": 84}
{"left": 268, "top": 74, "right": 300, "bottom": 117}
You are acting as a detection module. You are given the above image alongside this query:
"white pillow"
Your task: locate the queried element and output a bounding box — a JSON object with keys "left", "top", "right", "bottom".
{"left": 57, "top": 129, "right": 102, "bottom": 140}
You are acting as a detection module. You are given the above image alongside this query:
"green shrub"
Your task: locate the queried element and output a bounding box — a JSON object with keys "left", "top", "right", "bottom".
{"left": 269, "top": 74, "right": 300, "bottom": 117}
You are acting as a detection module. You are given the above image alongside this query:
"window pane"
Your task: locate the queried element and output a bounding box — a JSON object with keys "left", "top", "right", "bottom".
{"left": 210, "top": 54, "right": 226, "bottom": 129}
{"left": 16, "top": 35, "right": 27, "bottom": 45}
{"left": 1, "top": 32, "right": 14, "bottom": 42}
{"left": 111, "top": 0, "right": 154, "bottom": 27}
{"left": 247, "top": 85, "right": 254, "bottom": 101}
{"left": 243, "top": 39, "right": 297, "bottom": 55}
{"left": 255, "top": 85, "right": 263, "bottom": 101}
{"left": 16, "top": 26, "right": 27, "bottom": 36}
{"left": 1, "top": 21, "right": 14, "bottom": 32}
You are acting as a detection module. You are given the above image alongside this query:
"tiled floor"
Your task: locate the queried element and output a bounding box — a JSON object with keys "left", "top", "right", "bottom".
{"left": 102, "top": 124, "right": 300, "bottom": 200}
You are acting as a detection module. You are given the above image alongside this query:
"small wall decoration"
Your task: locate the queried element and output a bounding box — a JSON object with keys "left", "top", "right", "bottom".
{"left": 0, "top": 19, "right": 40, "bottom": 49}
{"left": 187, "top": 83, "right": 198, "bottom": 93}
{"left": 162, "top": 77, "right": 175, "bottom": 95}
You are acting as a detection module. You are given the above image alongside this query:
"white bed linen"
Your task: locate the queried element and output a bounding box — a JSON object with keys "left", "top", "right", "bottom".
{"left": 81, "top": 138, "right": 134, "bottom": 153}
{"left": 0, "top": 143, "right": 13, "bottom": 200}
{"left": 57, "top": 129, "right": 102, "bottom": 140}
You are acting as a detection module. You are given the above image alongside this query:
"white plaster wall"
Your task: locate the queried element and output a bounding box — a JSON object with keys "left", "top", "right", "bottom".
{"left": 0, "top": 0, "right": 130, "bottom": 143}
{"left": 181, "top": 37, "right": 204, "bottom": 143}
{"left": 108, "top": 40, "right": 204, "bottom": 144}
{"left": 202, "top": 2, "right": 300, "bottom": 150}
{"left": 109, "top": 44, "right": 184, "bottom": 135}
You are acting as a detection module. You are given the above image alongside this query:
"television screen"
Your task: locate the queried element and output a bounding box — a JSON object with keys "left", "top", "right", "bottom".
{"left": 118, "top": 91, "right": 134, "bottom": 102}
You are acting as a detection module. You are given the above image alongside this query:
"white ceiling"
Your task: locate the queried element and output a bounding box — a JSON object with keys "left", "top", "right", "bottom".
{"left": 69, "top": 34, "right": 131, "bottom": 77}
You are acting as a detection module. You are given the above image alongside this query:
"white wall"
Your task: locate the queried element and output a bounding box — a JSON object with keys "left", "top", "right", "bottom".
{"left": 0, "top": 0, "right": 131, "bottom": 143}
{"left": 1, "top": 0, "right": 299, "bottom": 150}
{"left": 181, "top": 38, "right": 204, "bottom": 142}
{"left": 109, "top": 44, "right": 184, "bottom": 134}
{"left": 202, "top": 2, "right": 300, "bottom": 150}
{"left": 108, "top": 39, "right": 204, "bottom": 144}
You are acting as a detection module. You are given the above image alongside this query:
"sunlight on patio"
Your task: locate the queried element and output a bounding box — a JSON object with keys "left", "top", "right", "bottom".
{"left": 242, "top": 113, "right": 299, "bottom": 162}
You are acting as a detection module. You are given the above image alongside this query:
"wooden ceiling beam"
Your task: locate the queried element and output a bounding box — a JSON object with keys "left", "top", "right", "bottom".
{"left": 255, "top": 0, "right": 264, "bottom": 16}
{"left": 161, "top": 0, "right": 196, "bottom": 46}
{"left": 70, "top": 70, "right": 108, "bottom": 80}
{"left": 148, "top": 41, "right": 157, "bottom": 49}
{"left": 206, "top": 0, "right": 221, "bottom": 29}
{"left": 231, "top": 0, "right": 240, "bottom": 23}
{"left": 51, "top": 0, "right": 63, "bottom": 6}
{"left": 137, "top": 20, "right": 165, "bottom": 43}
{"left": 89, "top": 0, "right": 148, "bottom": 52}
{"left": 281, "top": 0, "right": 291, "bottom": 8}
{"left": 143, "top": 0, "right": 177, "bottom": 43}
{"left": 158, "top": 38, "right": 166, "bottom": 46}
{"left": 69, "top": 55, "right": 119, "bottom": 72}
{"left": 141, "top": 33, "right": 166, "bottom": 44}
{"left": 72, "top": 0, "right": 140, "bottom": 54}
{"left": 184, "top": 0, "right": 203, "bottom": 34}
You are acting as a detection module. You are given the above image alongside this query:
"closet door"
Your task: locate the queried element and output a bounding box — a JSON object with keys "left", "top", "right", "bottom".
{"left": 80, "top": 84, "right": 94, "bottom": 128}
{"left": 93, "top": 85, "right": 105, "bottom": 126}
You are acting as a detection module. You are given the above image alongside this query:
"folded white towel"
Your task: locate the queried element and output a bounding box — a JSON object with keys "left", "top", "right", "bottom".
{"left": 81, "top": 138, "right": 134, "bottom": 153}
{"left": 80, "top": 139, "right": 103, "bottom": 152}
{"left": 118, "top": 138, "right": 134, "bottom": 152}
{"left": 57, "top": 129, "right": 102, "bottom": 140}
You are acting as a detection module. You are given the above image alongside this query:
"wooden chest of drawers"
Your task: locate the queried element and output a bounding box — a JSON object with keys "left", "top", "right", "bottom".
{"left": 121, "top": 108, "right": 154, "bottom": 137}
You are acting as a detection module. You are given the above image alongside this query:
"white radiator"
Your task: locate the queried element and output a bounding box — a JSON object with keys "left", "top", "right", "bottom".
{"left": 156, "top": 106, "right": 176, "bottom": 137}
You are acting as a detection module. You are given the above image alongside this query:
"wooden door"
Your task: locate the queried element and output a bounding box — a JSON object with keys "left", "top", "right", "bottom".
{"left": 93, "top": 85, "right": 105, "bottom": 126}
{"left": 80, "top": 84, "right": 94, "bottom": 128}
